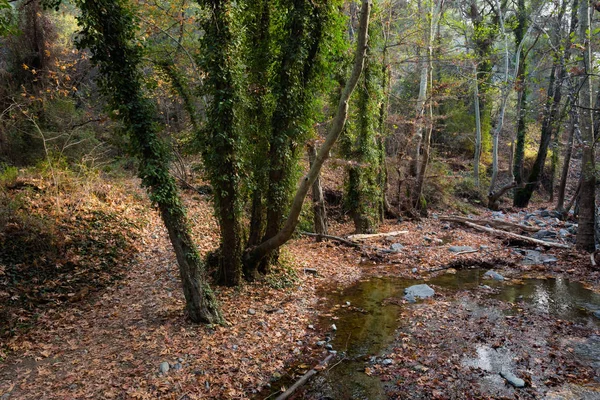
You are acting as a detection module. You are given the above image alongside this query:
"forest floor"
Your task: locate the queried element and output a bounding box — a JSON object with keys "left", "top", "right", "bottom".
{"left": 1, "top": 173, "right": 600, "bottom": 399}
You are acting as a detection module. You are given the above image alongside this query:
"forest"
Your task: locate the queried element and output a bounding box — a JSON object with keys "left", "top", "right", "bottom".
{"left": 0, "top": 0, "right": 599, "bottom": 398}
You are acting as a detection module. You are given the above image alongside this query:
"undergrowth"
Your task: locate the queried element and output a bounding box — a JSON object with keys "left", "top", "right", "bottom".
{"left": 0, "top": 164, "right": 147, "bottom": 338}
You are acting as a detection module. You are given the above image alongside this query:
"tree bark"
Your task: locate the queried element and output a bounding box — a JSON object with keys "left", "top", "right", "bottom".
{"left": 308, "top": 144, "right": 327, "bottom": 239}
{"left": 576, "top": 0, "right": 596, "bottom": 251}
{"left": 245, "top": 0, "right": 372, "bottom": 268}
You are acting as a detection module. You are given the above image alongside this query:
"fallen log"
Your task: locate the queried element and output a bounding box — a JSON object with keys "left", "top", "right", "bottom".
{"left": 275, "top": 354, "right": 335, "bottom": 400}
{"left": 300, "top": 232, "right": 397, "bottom": 254}
{"left": 347, "top": 230, "right": 409, "bottom": 241}
{"left": 440, "top": 215, "right": 539, "bottom": 233}
{"left": 448, "top": 220, "right": 570, "bottom": 249}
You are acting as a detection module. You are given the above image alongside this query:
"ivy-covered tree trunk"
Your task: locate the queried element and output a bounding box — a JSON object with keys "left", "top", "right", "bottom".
{"left": 245, "top": 0, "right": 372, "bottom": 269}
{"left": 245, "top": 0, "right": 272, "bottom": 277}
{"left": 197, "top": 0, "right": 243, "bottom": 286}
{"left": 343, "top": 43, "right": 383, "bottom": 233}
{"left": 258, "top": 0, "right": 329, "bottom": 273}
{"left": 75, "top": 0, "right": 221, "bottom": 323}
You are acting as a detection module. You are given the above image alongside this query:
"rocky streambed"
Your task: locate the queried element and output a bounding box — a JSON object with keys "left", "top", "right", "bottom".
{"left": 267, "top": 268, "right": 600, "bottom": 399}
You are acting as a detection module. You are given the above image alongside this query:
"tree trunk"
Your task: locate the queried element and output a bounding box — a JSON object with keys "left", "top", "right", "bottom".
{"left": 308, "top": 144, "right": 327, "bottom": 239}
{"left": 473, "top": 64, "right": 482, "bottom": 187}
{"left": 511, "top": 0, "right": 528, "bottom": 192}
{"left": 244, "top": 0, "right": 372, "bottom": 268}
{"left": 413, "top": 0, "right": 444, "bottom": 211}
{"left": 555, "top": 0, "right": 580, "bottom": 212}
{"left": 576, "top": 0, "right": 596, "bottom": 252}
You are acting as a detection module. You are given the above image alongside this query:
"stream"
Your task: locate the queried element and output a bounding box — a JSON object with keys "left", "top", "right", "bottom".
{"left": 268, "top": 269, "right": 600, "bottom": 399}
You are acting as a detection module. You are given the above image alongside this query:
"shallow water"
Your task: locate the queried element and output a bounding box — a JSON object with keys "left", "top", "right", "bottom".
{"left": 295, "top": 269, "right": 600, "bottom": 399}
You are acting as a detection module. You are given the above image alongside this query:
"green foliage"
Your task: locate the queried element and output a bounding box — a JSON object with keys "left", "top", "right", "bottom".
{"left": 0, "top": 164, "right": 18, "bottom": 186}
{"left": 0, "top": 0, "right": 16, "bottom": 36}
{"left": 264, "top": 250, "right": 299, "bottom": 290}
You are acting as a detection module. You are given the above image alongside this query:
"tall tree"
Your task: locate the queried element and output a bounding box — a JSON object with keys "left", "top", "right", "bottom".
{"left": 197, "top": 0, "right": 244, "bottom": 286}
{"left": 75, "top": 0, "right": 221, "bottom": 323}
{"left": 575, "top": 0, "right": 596, "bottom": 251}
{"left": 244, "top": 0, "right": 372, "bottom": 268}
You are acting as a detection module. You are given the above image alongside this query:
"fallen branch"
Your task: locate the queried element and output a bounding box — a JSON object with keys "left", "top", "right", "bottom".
{"left": 300, "top": 232, "right": 361, "bottom": 248}
{"left": 440, "top": 215, "right": 539, "bottom": 233}
{"left": 275, "top": 354, "right": 335, "bottom": 400}
{"left": 347, "top": 230, "right": 409, "bottom": 240}
{"left": 449, "top": 220, "right": 570, "bottom": 249}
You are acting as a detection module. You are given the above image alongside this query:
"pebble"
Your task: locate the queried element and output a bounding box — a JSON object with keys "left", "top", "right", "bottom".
{"left": 325, "top": 344, "right": 333, "bottom": 350}
{"left": 316, "top": 341, "right": 326, "bottom": 347}
{"left": 449, "top": 245, "right": 476, "bottom": 253}
{"left": 308, "top": 324, "right": 315, "bottom": 330}
{"left": 390, "top": 243, "right": 405, "bottom": 252}
{"left": 173, "top": 363, "right": 183, "bottom": 371}
{"left": 248, "top": 308, "right": 256, "bottom": 315}
{"left": 331, "top": 324, "right": 337, "bottom": 331}
{"left": 159, "top": 361, "right": 170, "bottom": 374}
{"left": 382, "top": 359, "right": 393, "bottom": 365}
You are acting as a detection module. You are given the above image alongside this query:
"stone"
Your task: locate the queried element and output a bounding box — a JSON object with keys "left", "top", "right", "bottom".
{"left": 325, "top": 344, "right": 333, "bottom": 350}
{"left": 331, "top": 324, "right": 337, "bottom": 331}
{"left": 522, "top": 250, "right": 557, "bottom": 265}
{"left": 328, "top": 350, "right": 337, "bottom": 355}
{"left": 480, "top": 285, "right": 492, "bottom": 290}
{"left": 178, "top": 357, "right": 184, "bottom": 363}
{"left": 483, "top": 270, "right": 504, "bottom": 281}
{"left": 500, "top": 371, "right": 526, "bottom": 388}
{"left": 559, "top": 229, "right": 570, "bottom": 237}
{"left": 479, "top": 245, "right": 489, "bottom": 250}
{"left": 449, "top": 245, "right": 476, "bottom": 253}
{"left": 173, "top": 363, "right": 183, "bottom": 371}
{"left": 594, "top": 311, "right": 600, "bottom": 319}
{"left": 308, "top": 324, "right": 315, "bottom": 330}
{"left": 404, "top": 284, "right": 435, "bottom": 301}
{"left": 442, "top": 223, "right": 451, "bottom": 230}
{"left": 232, "top": 345, "right": 238, "bottom": 351}
{"left": 390, "top": 243, "right": 404, "bottom": 252}
{"left": 248, "top": 308, "right": 256, "bottom": 315}
{"left": 159, "top": 362, "right": 170, "bottom": 374}
{"left": 316, "top": 341, "right": 326, "bottom": 347}
{"left": 540, "top": 210, "right": 550, "bottom": 217}
{"left": 533, "top": 230, "right": 556, "bottom": 239}
{"left": 382, "top": 359, "right": 393, "bottom": 365}
{"left": 411, "top": 268, "right": 418, "bottom": 273}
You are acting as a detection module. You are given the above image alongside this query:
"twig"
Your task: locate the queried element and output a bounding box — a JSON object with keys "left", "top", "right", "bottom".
{"left": 274, "top": 354, "right": 335, "bottom": 400}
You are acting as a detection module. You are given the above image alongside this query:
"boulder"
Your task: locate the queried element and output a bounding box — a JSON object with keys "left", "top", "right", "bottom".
{"left": 404, "top": 284, "right": 435, "bottom": 301}
{"left": 483, "top": 270, "right": 504, "bottom": 281}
